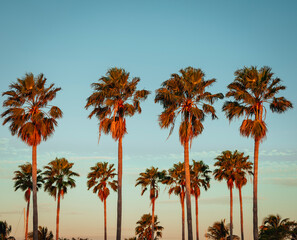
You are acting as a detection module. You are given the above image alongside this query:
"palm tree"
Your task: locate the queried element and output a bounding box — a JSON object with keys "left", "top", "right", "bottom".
{"left": 213, "top": 150, "right": 251, "bottom": 240}
{"left": 234, "top": 160, "right": 253, "bottom": 240}
{"left": 135, "top": 214, "right": 163, "bottom": 240}
{"left": 190, "top": 160, "right": 211, "bottom": 240}
{"left": 13, "top": 163, "right": 43, "bottom": 240}
{"left": 135, "top": 167, "right": 166, "bottom": 240}
{"left": 28, "top": 226, "right": 54, "bottom": 240}
{"left": 162, "top": 162, "right": 186, "bottom": 240}
{"left": 155, "top": 67, "right": 223, "bottom": 240}
{"left": 85, "top": 67, "right": 150, "bottom": 240}
{"left": 205, "top": 219, "right": 239, "bottom": 240}
{"left": 259, "top": 214, "right": 296, "bottom": 240}
{"left": 43, "top": 158, "right": 79, "bottom": 240}
{"left": 87, "top": 162, "right": 117, "bottom": 240}
{"left": 223, "top": 66, "right": 293, "bottom": 239}
{"left": 1, "top": 73, "right": 62, "bottom": 240}
{"left": 0, "top": 221, "right": 13, "bottom": 240}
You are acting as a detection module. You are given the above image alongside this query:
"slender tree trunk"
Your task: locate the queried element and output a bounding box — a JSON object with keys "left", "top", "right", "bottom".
{"left": 32, "top": 145, "right": 38, "bottom": 240}
{"left": 181, "top": 196, "right": 185, "bottom": 240}
{"left": 184, "top": 140, "right": 193, "bottom": 240}
{"left": 230, "top": 187, "right": 233, "bottom": 240}
{"left": 56, "top": 193, "right": 61, "bottom": 240}
{"left": 151, "top": 198, "right": 155, "bottom": 240}
{"left": 104, "top": 198, "right": 107, "bottom": 240}
{"left": 116, "top": 137, "right": 123, "bottom": 240}
{"left": 195, "top": 195, "right": 199, "bottom": 240}
{"left": 253, "top": 138, "right": 260, "bottom": 240}
{"left": 25, "top": 191, "right": 30, "bottom": 240}
{"left": 239, "top": 187, "right": 244, "bottom": 240}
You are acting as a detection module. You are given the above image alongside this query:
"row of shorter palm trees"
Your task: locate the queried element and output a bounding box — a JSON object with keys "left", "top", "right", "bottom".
{"left": 2, "top": 65, "right": 293, "bottom": 240}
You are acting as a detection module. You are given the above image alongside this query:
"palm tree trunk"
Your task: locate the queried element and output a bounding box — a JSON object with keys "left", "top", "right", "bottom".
{"left": 32, "top": 145, "right": 38, "bottom": 240}
{"left": 56, "top": 193, "right": 61, "bottom": 240}
{"left": 253, "top": 138, "right": 259, "bottom": 240}
{"left": 230, "top": 187, "right": 233, "bottom": 240}
{"left": 195, "top": 195, "right": 199, "bottom": 240}
{"left": 25, "top": 191, "right": 30, "bottom": 240}
{"left": 104, "top": 198, "right": 107, "bottom": 240}
{"left": 239, "top": 186, "right": 244, "bottom": 240}
{"left": 151, "top": 198, "right": 155, "bottom": 240}
{"left": 181, "top": 196, "right": 185, "bottom": 240}
{"left": 116, "top": 137, "right": 123, "bottom": 240}
{"left": 184, "top": 139, "right": 193, "bottom": 240}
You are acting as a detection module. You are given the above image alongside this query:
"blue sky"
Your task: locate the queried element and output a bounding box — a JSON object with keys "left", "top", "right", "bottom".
{"left": 0, "top": 1, "right": 297, "bottom": 239}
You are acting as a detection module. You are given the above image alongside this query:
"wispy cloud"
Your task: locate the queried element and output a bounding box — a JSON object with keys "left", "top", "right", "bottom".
{"left": 263, "top": 177, "right": 297, "bottom": 187}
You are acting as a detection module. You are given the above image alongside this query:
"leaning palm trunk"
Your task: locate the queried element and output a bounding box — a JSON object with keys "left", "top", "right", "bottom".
{"left": 56, "top": 193, "right": 61, "bottom": 240}
{"left": 104, "top": 198, "right": 107, "bottom": 240}
{"left": 151, "top": 198, "right": 155, "bottom": 240}
{"left": 194, "top": 195, "right": 199, "bottom": 240}
{"left": 181, "top": 195, "right": 185, "bottom": 240}
{"left": 32, "top": 145, "right": 38, "bottom": 240}
{"left": 239, "top": 186, "right": 244, "bottom": 240}
{"left": 229, "top": 187, "right": 233, "bottom": 240}
{"left": 116, "top": 137, "right": 123, "bottom": 240}
{"left": 25, "top": 190, "right": 31, "bottom": 240}
{"left": 253, "top": 138, "right": 259, "bottom": 240}
{"left": 184, "top": 140, "right": 193, "bottom": 240}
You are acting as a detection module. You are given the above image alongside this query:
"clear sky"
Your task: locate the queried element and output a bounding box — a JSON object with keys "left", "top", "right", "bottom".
{"left": 0, "top": 0, "right": 296, "bottom": 239}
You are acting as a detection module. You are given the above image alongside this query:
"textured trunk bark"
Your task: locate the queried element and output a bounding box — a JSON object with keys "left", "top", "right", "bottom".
{"left": 25, "top": 191, "right": 30, "bottom": 240}
{"left": 151, "top": 198, "right": 155, "bottom": 240}
{"left": 104, "top": 198, "right": 107, "bottom": 240}
{"left": 253, "top": 138, "right": 259, "bottom": 240}
{"left": 116, "top": 137, "right": 123, "bottom": 240}
{"left": 230, "top": 187, "right": 233, "bottom": 240}
{"left": 181, "top": 196, "right": 185, "bottom": 240}
{"left": 184, "top": 140, "right": 193, "bottom": 240}
{"left": 239, "top": 187, "right": 244, "bottom": 240}
{"left": 195, "top": 195, "right": 199, "bottom": 240}
{"left": 32, "top": 145, "right": 38, "bottom": 240}
{"left": 56, "top": 193, "right": 61, "bottom": 240}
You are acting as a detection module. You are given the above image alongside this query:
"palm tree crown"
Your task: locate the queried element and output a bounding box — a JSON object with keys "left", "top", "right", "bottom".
{"left": 190, "top": 160, "right": 211, "bottom": 198}
{"left": 1, "top": 73, "right": 62, "bottom": 146}
{"left": 135, "top": 214, "right": 163, "bottom": 240}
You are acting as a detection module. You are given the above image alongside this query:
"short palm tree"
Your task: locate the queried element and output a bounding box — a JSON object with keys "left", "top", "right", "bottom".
{"left": 162, "top": 162, "right": 186, "bottom": 240}
{"left": 190, "top": 160, "right": 211, "bottom": 240}
{"left": 1, "top": 73, "right": 62, "bottom": 240}
{"left": 85, "top": 67, "right": 150, "bottom": 240}
{"left": 135, "top": 167, "right": 166, "bottom": 240}
{"left": 259, "top": 214, "right": 296, "bottom": 240}
{"left": 13, "top": 163, "right": 43, "bottom": 240}
{"left": 87, "top": 162, "right": 117, "bottom": 240}
{"left": 205, "top": 220, "right": 239, "bottom": 240}
{"left": 0, "top": 221, "right": 12, "bottom": 240}
{"left": 155, "top": 67, "right": 223, "bottom": 240}
{"left": 223, "top": 66, "right": 293, "bottom": 240}
{"left": 43, "top": 158, "right": 79, "bottom": 240}
{"left": 213, "top": 150, "right": 251, "bottom": 240}
{"left": 28, "top": 226, "right": 54, "bottom": 240}
{"left": 135, "top": 214, "right": 163, "bottom": 240}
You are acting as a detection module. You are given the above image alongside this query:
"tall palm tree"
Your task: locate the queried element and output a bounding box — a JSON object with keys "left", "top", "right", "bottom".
{"left": 43, "top": 158, "right": 79, "bottom": 240}
{"left": 223, "top": 66, "right": 293, "bottom": 240}
{"left": 28, "top": 226, "right": 54, "bottom": 240}
{"left": 259, "top": 214, "right": 296, "bottom": 240}
{"left": 135, "top": 167, "right": 166, "bottom": 240}
{"left": 190, "top": 160, "right": 211, "bottom": 240}
{"left": 234, "top": 160, "right": 253, "bottom": 240}
{"left": 1, "top": 73, "right": 62, "bottom": 240}
{"left": 13, "top": 163, "right": 43, "bottom": 240}
{"left": 162, "top": 162, "right": 186, "bottom": 240}
{"left": 205, "top": 219, "right": 239, "bottom": 240}
{"left": 135, "top": 214, "right": 163, "bottom": 240}
{"left": 87, "top": 162, "right": 117, "bottom": 240}
{"left": 213, "top": 150, "right": 251, "bottom": 240}
{"left": 155, "top": 67, "right": 223, "bottom": 240}
{"left": 85, "top": 67, "right": 150, "bottom": 240}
